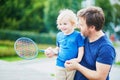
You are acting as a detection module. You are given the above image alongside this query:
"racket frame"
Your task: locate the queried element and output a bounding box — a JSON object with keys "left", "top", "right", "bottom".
{"left": 14, "top": 37, "right": 39, "bottom": 60}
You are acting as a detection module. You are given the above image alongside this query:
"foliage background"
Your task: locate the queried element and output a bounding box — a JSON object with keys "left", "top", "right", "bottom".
{"left": 0, "top": 0, "right": 120, "bottom": 34}
{"left": 0, "top": 0, "right": 120, "bottom": 60}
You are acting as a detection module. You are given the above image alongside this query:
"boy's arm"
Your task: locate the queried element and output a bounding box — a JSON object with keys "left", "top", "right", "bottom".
{"left": 53, "top": 47, "right": 59, "bottom": 55}
{"left": 45, "top": 47, "right": 59, "bottom": 58}
{"left": 76, "top": 47, "right": 84, "bottom": 62}
{"left": 54, "top": 47, "right": 59, "bottom": 54}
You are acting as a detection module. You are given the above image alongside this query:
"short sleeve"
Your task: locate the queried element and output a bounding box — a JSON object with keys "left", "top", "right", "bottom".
{"left": 97, "top": 45, "right": 116, "bottom": 65}
{"left": 76, "top": 33, "right": 85, "bottom": 47}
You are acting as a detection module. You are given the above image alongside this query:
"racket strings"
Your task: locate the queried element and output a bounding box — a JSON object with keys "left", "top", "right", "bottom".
{"left": 15, "top": 38, "right": 38, "bottom": 59}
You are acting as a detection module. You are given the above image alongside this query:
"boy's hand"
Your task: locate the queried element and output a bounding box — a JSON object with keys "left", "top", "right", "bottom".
{"left": 45, "top": 47, "right": 55, "bottom": 58}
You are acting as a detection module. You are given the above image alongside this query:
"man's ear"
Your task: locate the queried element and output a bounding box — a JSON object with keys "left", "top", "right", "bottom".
{"left": 89, "top": 25, "right": 95, "bottom": 31}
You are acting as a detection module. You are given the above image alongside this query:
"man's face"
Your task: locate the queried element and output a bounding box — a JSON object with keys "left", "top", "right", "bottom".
{"left": 77, "top": 17, "right": 90, "bottom": 37}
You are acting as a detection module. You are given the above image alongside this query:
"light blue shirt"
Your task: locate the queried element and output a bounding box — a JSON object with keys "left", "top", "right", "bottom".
{"left": 56, "top": 30, "right": 84, "bottom": 67}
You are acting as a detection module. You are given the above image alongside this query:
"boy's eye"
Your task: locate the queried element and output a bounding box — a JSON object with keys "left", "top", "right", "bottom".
{"left": 63, "top": 23, "right": 67, "bottom": 25}
{"left": 59, "top": 23, "right": 62, "bottom": 25}
{"left": 59, "top": 23, "right": 67, "bottom": 26}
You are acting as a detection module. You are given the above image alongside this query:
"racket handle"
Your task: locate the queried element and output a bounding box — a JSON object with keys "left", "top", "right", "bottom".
{"left": 39, "top": 49, "right": 45, "bottom": 52}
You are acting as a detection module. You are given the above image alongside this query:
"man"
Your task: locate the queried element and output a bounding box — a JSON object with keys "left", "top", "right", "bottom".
{"left": 64, "top": 6, "right": 116, "bottom": 80}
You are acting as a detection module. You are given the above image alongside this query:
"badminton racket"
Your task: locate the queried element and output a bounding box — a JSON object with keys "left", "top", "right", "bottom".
{"left": 14, "top": 37, "right": 45, "bottom": 60}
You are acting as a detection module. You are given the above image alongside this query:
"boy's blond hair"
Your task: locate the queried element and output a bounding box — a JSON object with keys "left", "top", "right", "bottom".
{"left": 57, "top": 9, "right": 77, "bottom": 28}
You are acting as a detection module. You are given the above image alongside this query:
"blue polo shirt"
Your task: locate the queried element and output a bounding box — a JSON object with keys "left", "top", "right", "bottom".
{"left": 74, "top": 35, "right": 116, "bottom": 80}
{"left": 56, "top": 31, "right": 84, "bottom": 67}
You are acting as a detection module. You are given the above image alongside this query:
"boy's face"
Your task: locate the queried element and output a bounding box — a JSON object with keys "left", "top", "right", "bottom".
{"left": 57, "top": 17, "right": 74, "bottom": 35}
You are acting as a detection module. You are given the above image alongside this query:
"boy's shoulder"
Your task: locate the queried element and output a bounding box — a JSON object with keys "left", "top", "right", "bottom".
{"left": 74, "top": 30, "right": 80, "bottom": 34}
{"left": 57, "top": 31, "right": 63, "bottom": 35}
{"left": 74, "top": 30, "right": 84, "bottom": 38}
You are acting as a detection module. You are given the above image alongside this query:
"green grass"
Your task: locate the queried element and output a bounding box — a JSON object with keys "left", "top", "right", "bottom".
{"left": 0, "top": 56, "right": 22, "bottom": 61}
{"left": 116, "top": 62, "right": 120, "bottom": 65}
{"left": 0, "top": 46, "right": 8, "bottom": 49}
{"left": 0, "top": 40, "right": 56, "bottom": 62}
{"left": 112, "top": 41, "right": 120, "bottom": 47}
{"left": 0, "top": 53, "right": 47, "bottom": 62}
{"left": 50, "top": 73, "right": 55, "bottom": 77}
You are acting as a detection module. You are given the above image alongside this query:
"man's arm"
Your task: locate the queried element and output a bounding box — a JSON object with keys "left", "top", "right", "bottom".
{"left": 65, "top": 61, "right": 111, "bottom": 80}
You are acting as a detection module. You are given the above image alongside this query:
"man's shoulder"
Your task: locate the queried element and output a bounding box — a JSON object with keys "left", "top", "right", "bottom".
{"left": 100, "top": 35, "right": 113, "bottom": 47}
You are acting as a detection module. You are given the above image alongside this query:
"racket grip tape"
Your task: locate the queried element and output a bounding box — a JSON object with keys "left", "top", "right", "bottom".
{"left": 39, "top": 49, "right": 45, "bottom": 52}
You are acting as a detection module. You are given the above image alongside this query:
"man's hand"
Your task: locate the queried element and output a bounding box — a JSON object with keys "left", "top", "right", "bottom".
{"left": 64, "top": 59, "right": 79, "bottom": 71}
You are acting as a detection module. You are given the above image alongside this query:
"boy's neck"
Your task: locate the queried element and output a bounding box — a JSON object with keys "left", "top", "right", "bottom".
{"left": 64, "top": 29, "right": 74, "bottom": 35}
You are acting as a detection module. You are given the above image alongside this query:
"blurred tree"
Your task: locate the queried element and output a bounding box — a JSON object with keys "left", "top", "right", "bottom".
{"left": 44, "top": 0, "right": 82, "bottom": 32}
{"left": 112, "top": 3, "right": 120, "bottom": 26}
{"left": 112, "top": 3, "right": 120, "bottom": 39}
{"left": 1, "top": 0, "right": 119, "bottom": 34}
{"left": 95, "top": 0, "right": 114, "bottom": 32}
{"left": 95, "top": 0, "right": 120, "bottom": 34}
{"left": 0, "top": 0, "right": 46, "bottom": 32}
